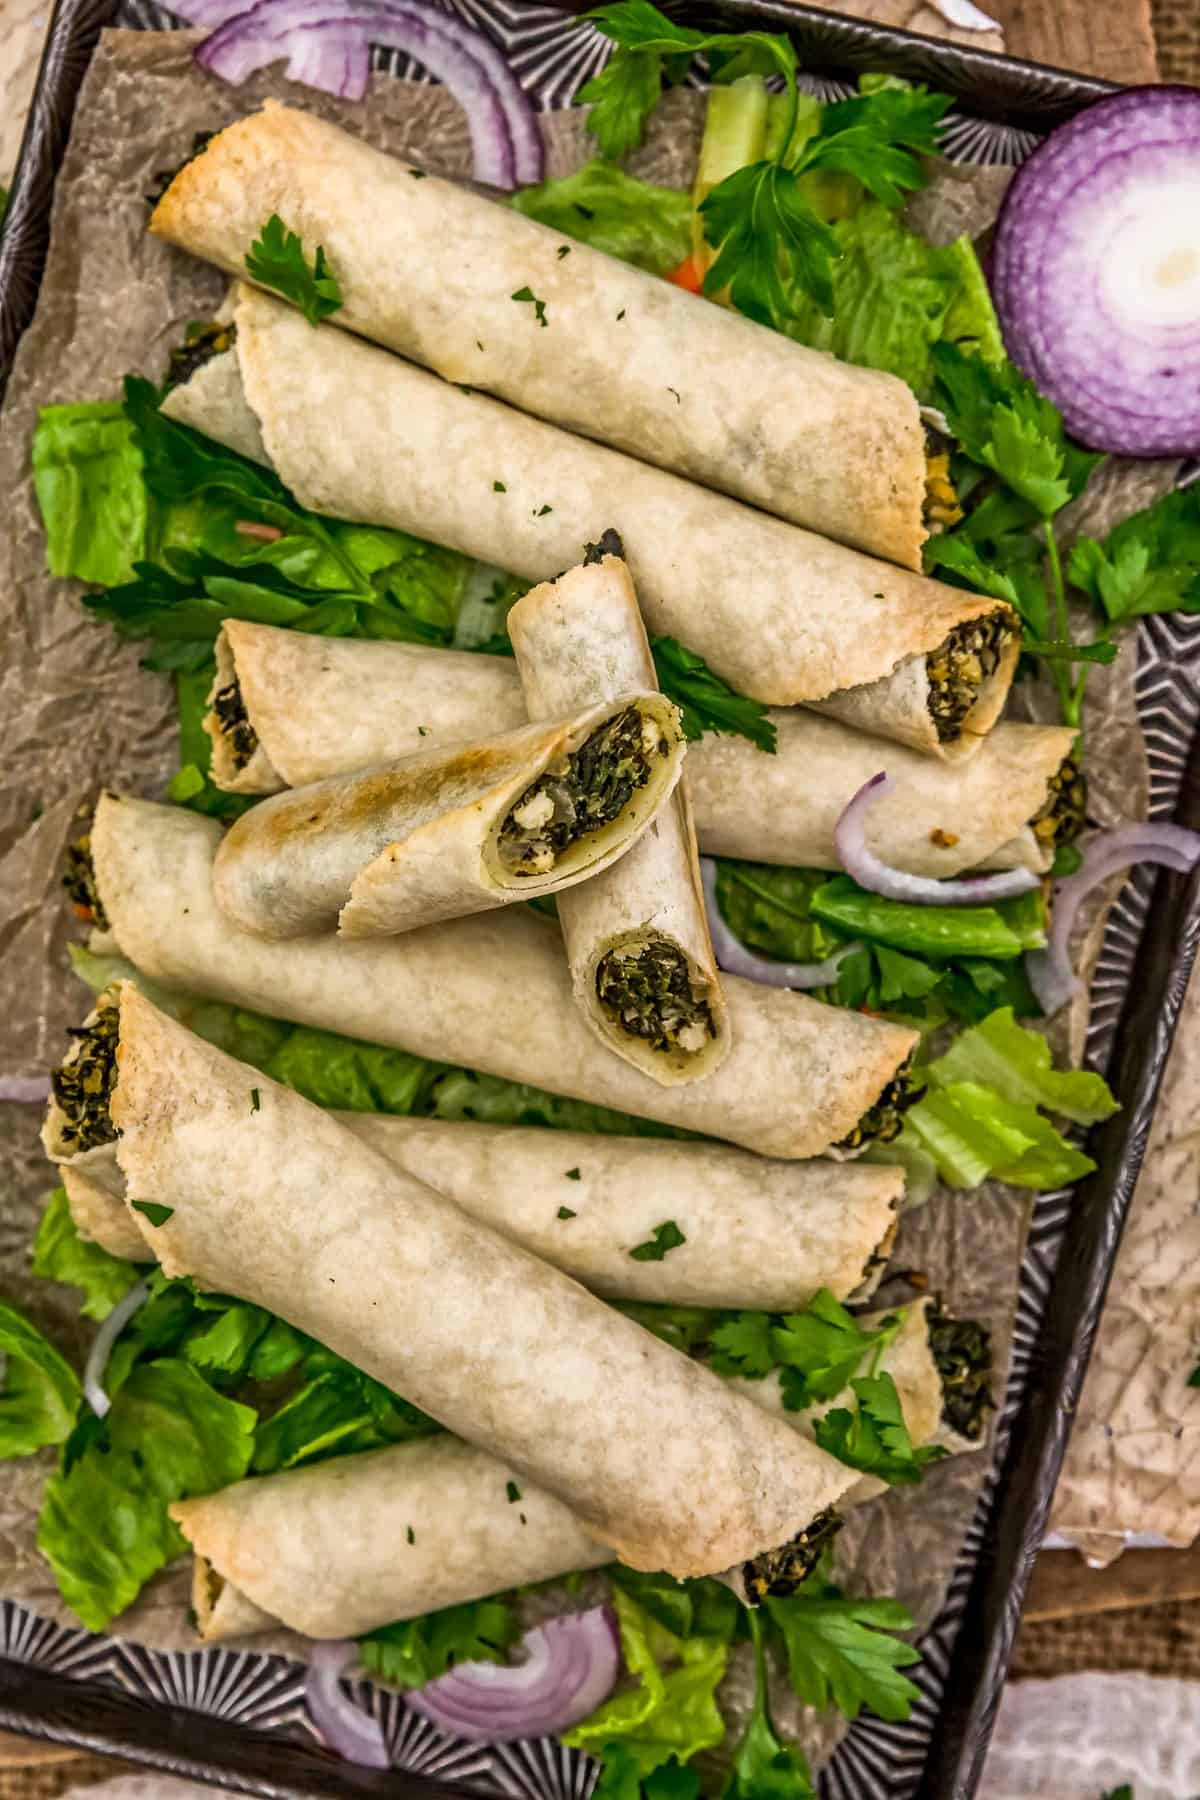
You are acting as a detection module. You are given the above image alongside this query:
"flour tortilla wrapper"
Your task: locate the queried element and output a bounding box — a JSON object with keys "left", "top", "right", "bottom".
{"left": 150, "top": 101, "right": 928, "bottom": 571}
{"left": 174, "top": 1302, "right": 946, "bottom": 1642}
{"left": 57, "top": 1111, "right": 902, "bottom": 1312}
{"left": 113, "top": 985, "right": 860, "bottom": 1577}
{"left": 207, "top": 622, "right": 1070, "bottom": 879}
{"left": 89, "top": 796, "right": 916, "bottom": 1161}
{"left": 508, "top": 554, "right": 729, "bottom": 1084}
{"left": 210, "top": 694, "right": 683, "bottom": 940}
{"left": 162, "top": 287, "right": 1014, "bottom": 754}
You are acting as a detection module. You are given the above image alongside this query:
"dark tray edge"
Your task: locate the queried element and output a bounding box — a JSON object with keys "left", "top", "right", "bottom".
{"left": 0, "top": 6, "right": 1191, "bottom": 1800}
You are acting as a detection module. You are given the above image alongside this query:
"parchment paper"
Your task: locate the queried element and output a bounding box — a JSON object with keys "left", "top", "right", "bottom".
{"left": 0, "top": 26, "right": 1171, "bottom": 1773}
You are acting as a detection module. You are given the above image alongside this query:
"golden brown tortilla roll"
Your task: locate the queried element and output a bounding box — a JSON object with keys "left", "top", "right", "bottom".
{"left": 162, "top": 286, "right": 1016, "bottom": 758}
{"left": 205, "top": 622, "right": 1076, "bottom": 879}
{"left": 112, "top": 985, "right": 859, "bottom": 1578}
{"left": 509, "top": 550, "right": 729, "bottom": 1085}
{"left": 150, "top": 102, "right": 929, "bottom": 569}
{"left": 211, "top": 695, "right": 683, "bottom": 940}
{"left": 173, "top": 1302, "right": 960, "bottom": 1642}
{"left": 54, "top": 1114, "right": 902, "bottom": 1313}
{"left": 85, "top": 795, "right": 917, "bottom": 1161}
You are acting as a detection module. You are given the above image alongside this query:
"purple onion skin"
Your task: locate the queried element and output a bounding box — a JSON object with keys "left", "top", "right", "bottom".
{"left": 193, "top": 0, "right": 542, "bottom": 189}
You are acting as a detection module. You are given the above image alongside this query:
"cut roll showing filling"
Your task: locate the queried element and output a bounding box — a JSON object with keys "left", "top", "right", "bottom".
{"left": 211, "top": 694, "right": 683, "bottom": 940}
{"left": 509, "top": 547, "right": 730, "bottom": 1085}
{"left": 174, "top": 1296, "right": 988, "bottom": 1642}
{"left": 203, "top": 623, "right": 1076, "bottom": 879}
{"left": 53, "top": 1101, "right": 902, "bottom": 1313}
{"left": 80, "top": 796, "right": 917, "bottom": 1159}
{"left": 163, "top": 285, "right": 1017, "bottom": 758}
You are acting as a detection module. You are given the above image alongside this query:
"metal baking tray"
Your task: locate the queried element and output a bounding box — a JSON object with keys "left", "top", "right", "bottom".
{"left": 2, "top": 4, "right": 1198, "bottom": 1796}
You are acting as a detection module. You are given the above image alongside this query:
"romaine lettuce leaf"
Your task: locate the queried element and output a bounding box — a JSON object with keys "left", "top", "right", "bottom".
{"left": 32, "top": 1188, "right": 144, "bottom": 1320}
{"left": 777, "top": 202, "right": 1001, "bottom": 399}
{"left": 0, "top": 1299, "right": 82, "bottom": 1457}
{"left": 925, "top": 1005, "right": 1119, "bottom": 1124}
{"left": 37, "top": 1359, "right": 255, "bottom": 1629}
{"left": 564, "top": 1587, "right": 728, "bottom": 1776}
{"left": 511, "top": 162, "right": 692, "bottom": 276}
{"left": 32, "top": 402, "right": 148, "bottom": 585}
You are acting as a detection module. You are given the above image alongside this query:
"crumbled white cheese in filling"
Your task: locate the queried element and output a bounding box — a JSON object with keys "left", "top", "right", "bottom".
{"left": 510, "top": 790, "right": 556, "bottom": 832}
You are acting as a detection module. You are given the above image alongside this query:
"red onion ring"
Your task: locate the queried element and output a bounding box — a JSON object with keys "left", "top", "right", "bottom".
{"left": 834, "top": 774, "right": 1041, "bottom": 906}
{"left": 407, "top": 1606, "right": 619, "bottom": 1743}
{"left": 306, "top": 1640, "right": 390, "bottom": 1768}
{"left": 1026, "top": 821, "right": 1200, "bottom": 1015}
{"left": 83, "top": 1279, "right": 151, "bottom": 1418}
{"left": 993, "top": 87, "right": 1200, "bottom": 456}
{"left": 699, "top": 858, "right": 863, "bottom": 990}
{"left": 0, "top": 1075, "right": 51, "bottom": 1104}
{"left": 189, "top": 0, "right": 542, "bottom": 189}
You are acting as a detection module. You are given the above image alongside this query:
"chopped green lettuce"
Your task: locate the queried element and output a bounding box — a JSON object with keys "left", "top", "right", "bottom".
{"left": 926, "top": 1006, "right": 1119, "bottom": 1124}
{"left": 37, "top": 1359, "right": 255, "bottom": 1630}
{"left": 0, "top": 1300, "right": 82, "bottom": 1458}
{"left": 779, "top": 202, "right": 1001, "bottom": 398}
{"left": 510, "top": 162, "right": 692, "bottom": 276}
{"left": 32, "top": 403, "right": 148, "bottom": 585}
{"left": 32, "top": 1189, "right": 144, "bottom": 1320}
{"left": 565, "top": 1587, "right": 728, "bottom": 1777}
{"left": 893, "top": 1007, "right": 1116, "bottom": 1190}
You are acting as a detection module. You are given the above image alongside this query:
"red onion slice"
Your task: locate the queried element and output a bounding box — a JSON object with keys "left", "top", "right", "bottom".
{"left": 193, "top": 0, "right": 542, "bottom": 188}
{"left": 834, "top": 774, "right": 1041, "bottom": 906}
{"left": 306, "top": 1640, "right": 390, "bottom": 1768}
{"left": 0, "top": 1075, "right": 52, "bottom": 1104}
{"left": 83, "top": 1279, "right": 151, "bottom": 1418}
{"left": 1027, "top": 821, "right": 1200, "bottom": 1015}
{"left": 993, "top": 87, "right": 1200, "bottom": 455}
{"left": 407, "top": 1607, "right": 619, "bottom": 1743}
{"left": 699, "top": 859, "right": 863, "bottom": 990}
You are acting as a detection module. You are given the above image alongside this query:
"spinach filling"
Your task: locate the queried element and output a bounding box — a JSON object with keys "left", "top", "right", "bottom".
{"left": 212, "top": 673, "right": 260, "bottom": 773}
{"left": 498, "top": 704, "right": 663, "bottom": 877}
{"left": 741, "top": 1507, "right": 844, "bottom": 1604}
{"left": 164, "top": 319, "right": 237, "bottom": 395}
{"left": 925, "top": 609, "right": 1016, "bottom": 744}
{"left": 145, "top": 130, "right": 215, "bottom": 209}
{"left": 62, "top": 833, "right": 109, "bottom": 932}
{"left": 595, "top": 940, "right": 714, "bottom": 1057}
{"left": 836, "top": 1060, "right": 917, "bottom": 1153}
{"left": 927, "top": 1300, "right": 993, "bottom": 1441}
{"left": 50, "top": 1003, "right": 119, "bottom": 1155}
{"left": 1030, "top": 749, "right": 1087, "bottom": 856}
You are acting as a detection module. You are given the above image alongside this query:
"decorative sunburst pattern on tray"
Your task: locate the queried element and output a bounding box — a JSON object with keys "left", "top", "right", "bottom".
{"left": 0, "top": 4, "right": 1193, "bottom": 1797}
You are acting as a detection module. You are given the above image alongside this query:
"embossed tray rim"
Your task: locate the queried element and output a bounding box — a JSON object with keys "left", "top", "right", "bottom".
{"left": 1, "top": 7, "right": 1198, "bottom": 1798}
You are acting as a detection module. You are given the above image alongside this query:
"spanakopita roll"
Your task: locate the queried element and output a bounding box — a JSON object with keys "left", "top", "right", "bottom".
{"left": 52, "top": 1107, "right": 902, "bottom": 1314}
{"left": 211, "top": 695, "right": 683, "bottom": 940}
{"left": 162, "top": 286, "right": 1017, "bottom": 758}
{"left": 150, "top": 102, "right": 932, "bottom": 570}
{"left": 79, "top": 796, "right": 916, "bottom": 1160}
{"left": 509, "top": 545, "right": 728, "bottom": 1084}
{"left": 174, "top": 1297, "right": 989, "bottom": 1642}
{"left": 109, "top": 985, "right": 859, "bottom": 1580}
{"left": 204, "top": 622, "right": 1081, "bottom": 879}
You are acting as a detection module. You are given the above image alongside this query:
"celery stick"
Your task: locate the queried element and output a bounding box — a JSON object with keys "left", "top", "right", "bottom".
{"left": 692, "top": 76, "right": 768, "bottom": 276}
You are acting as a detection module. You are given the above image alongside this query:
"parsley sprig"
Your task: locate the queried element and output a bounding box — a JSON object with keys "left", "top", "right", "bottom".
{"left": 927, "top": 347, "right": 1200, "bottom": 728}
{"left": 651, "top": 635, "right": 776, "bottom": 752}
{"left": 583, "top": 0, "right": 947, "bottom": 319}
{"left": 245, "top": 215, "right": 343, "bottom": 326}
